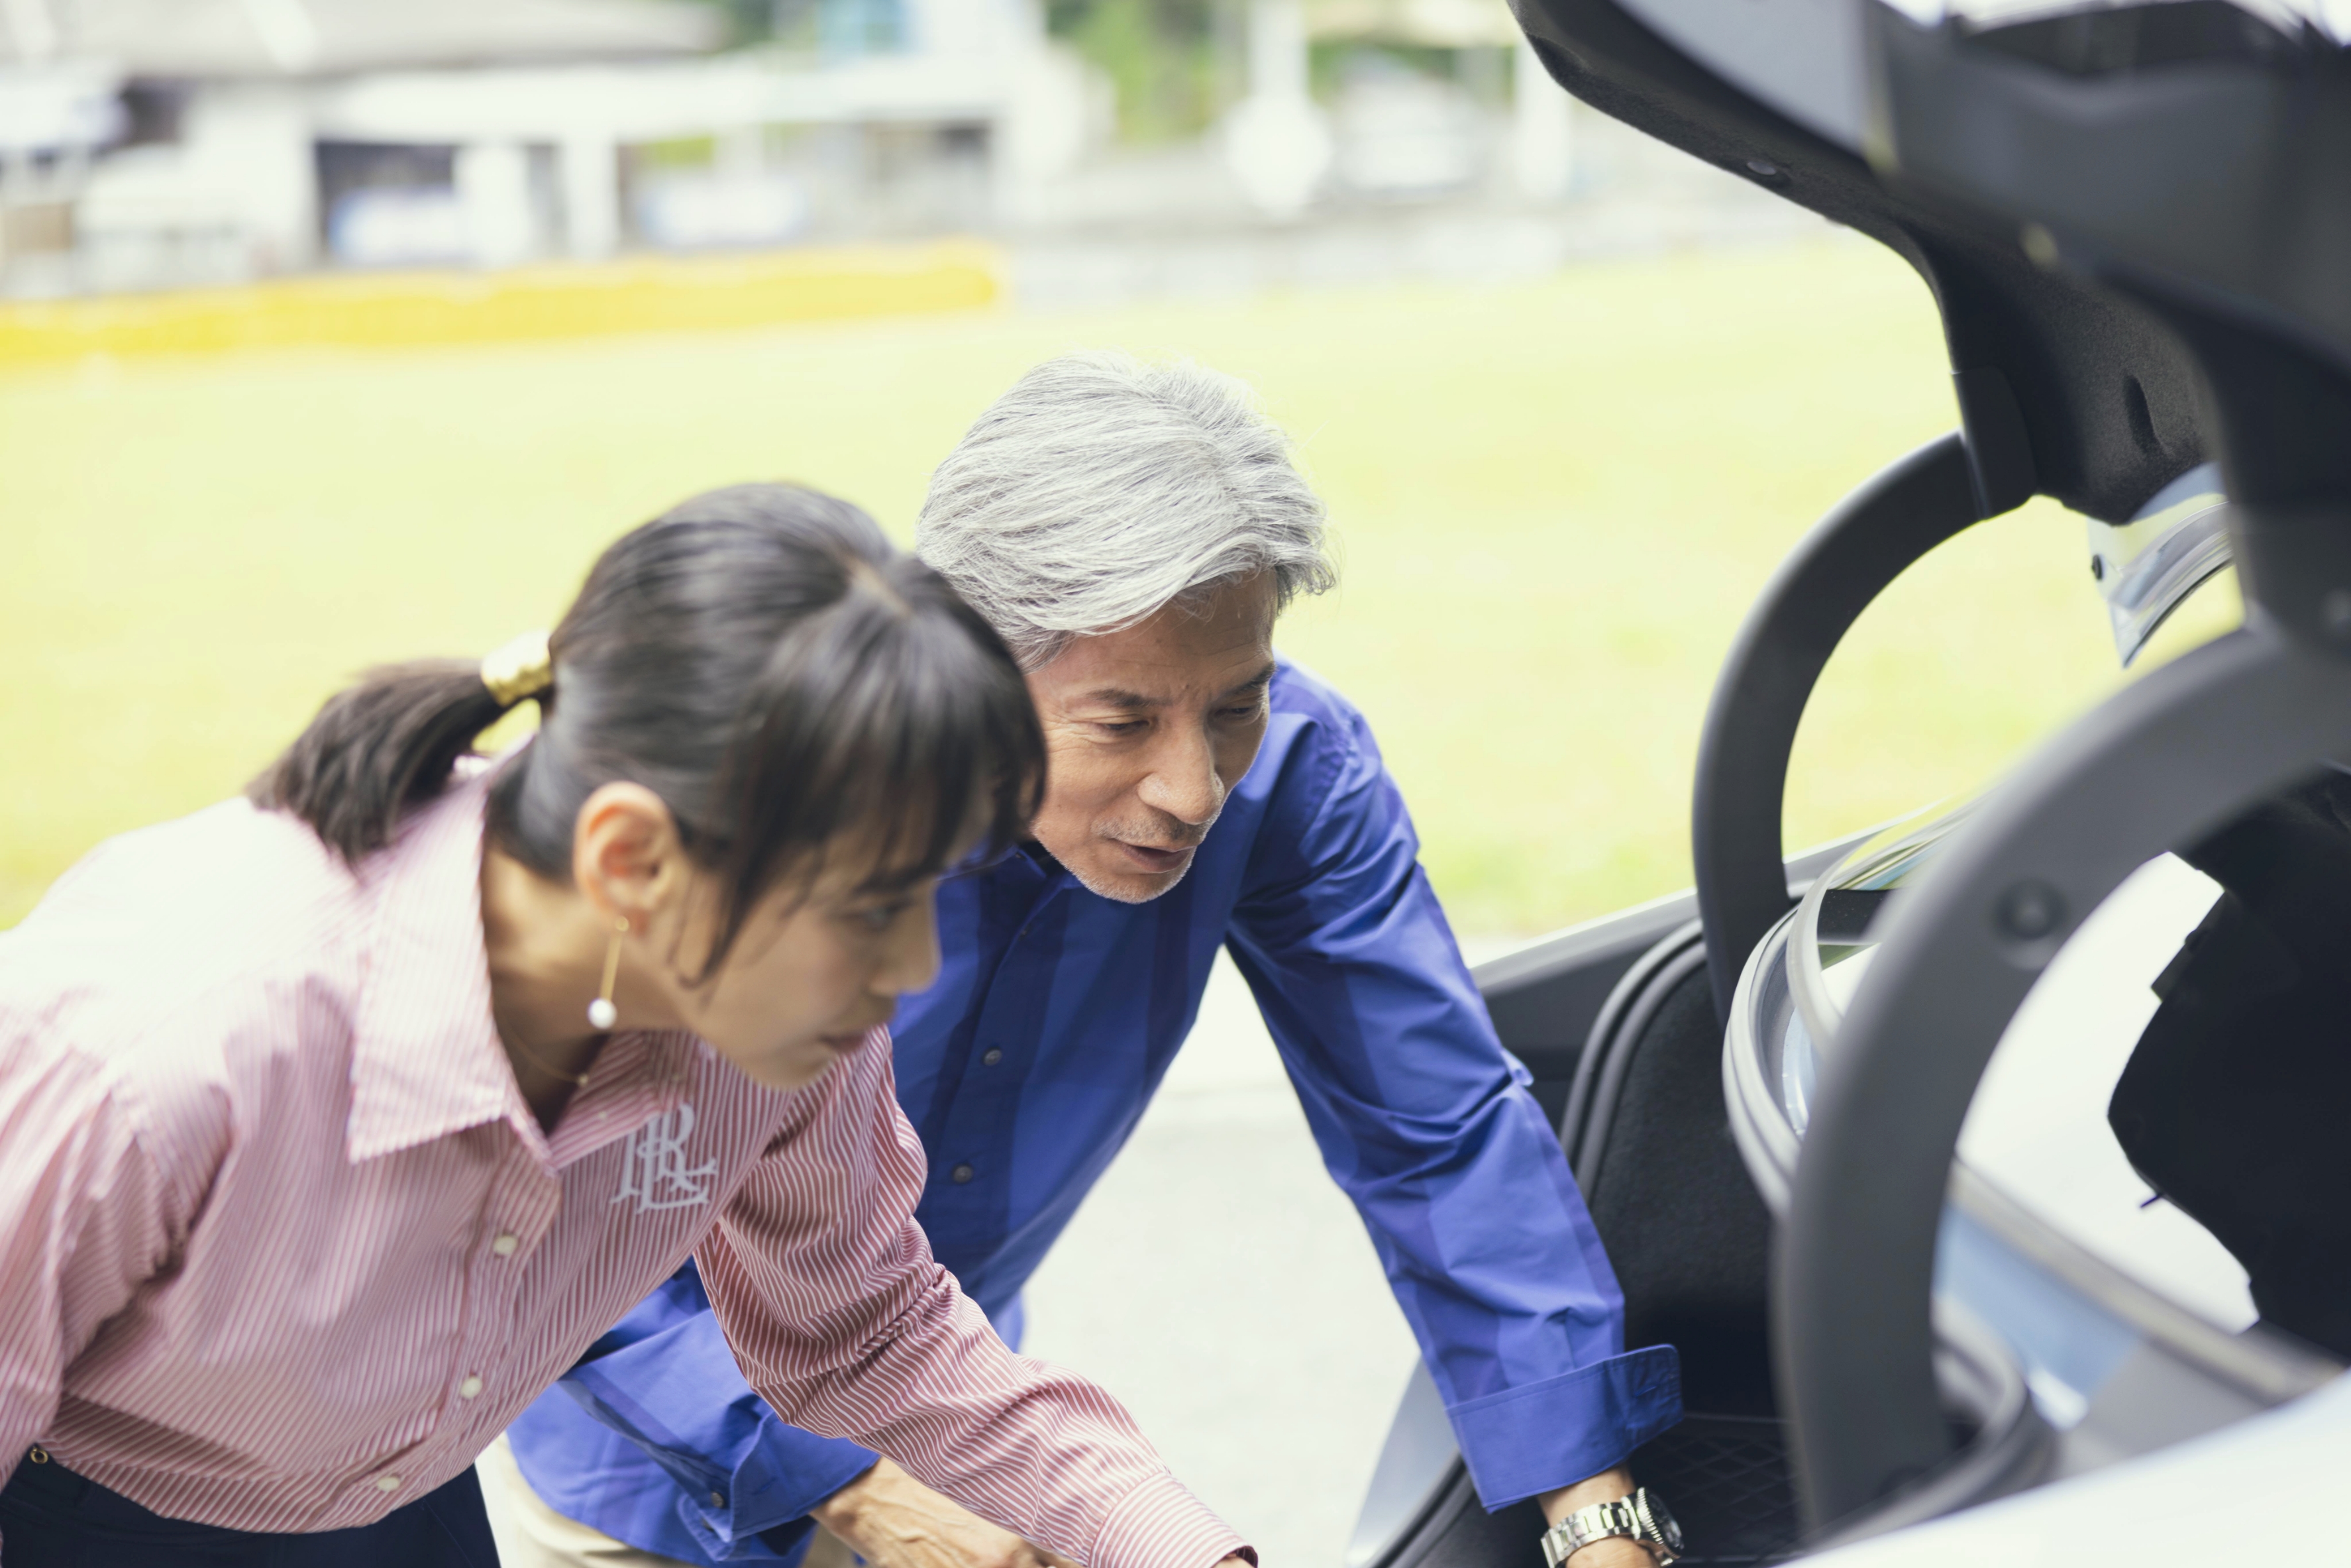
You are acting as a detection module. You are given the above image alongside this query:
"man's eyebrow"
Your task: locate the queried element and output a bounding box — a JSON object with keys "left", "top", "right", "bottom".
{"left": 1224, "top": 663, "right": 1278, "bottom": 698}
{"left": 1078, "top": 687, "right": 1163, "bottom": 711}
{"left": 1075, "top": 665, "right": 1277, "bottom": 711}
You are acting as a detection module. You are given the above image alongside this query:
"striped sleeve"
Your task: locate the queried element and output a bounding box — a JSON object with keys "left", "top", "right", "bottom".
{"left": 696, "top": 1031, "right": 1251, "bottom": 1568}
{"left": 0, "top": 1034, "right": 183, "bottom": 1504}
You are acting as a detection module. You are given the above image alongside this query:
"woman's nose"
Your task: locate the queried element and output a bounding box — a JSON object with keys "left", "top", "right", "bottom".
{"left": 877, "top": 898, "right": 943, "bottom": 996}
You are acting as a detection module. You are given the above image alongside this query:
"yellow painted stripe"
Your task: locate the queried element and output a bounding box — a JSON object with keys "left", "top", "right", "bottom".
{"left": 0, "top": 238, "right": 1002, "bottom": 363}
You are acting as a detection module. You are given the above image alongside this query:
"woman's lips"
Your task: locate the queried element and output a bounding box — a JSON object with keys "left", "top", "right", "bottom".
{"left": 1114, "top": 841, "right": 1194, "bottom": 872}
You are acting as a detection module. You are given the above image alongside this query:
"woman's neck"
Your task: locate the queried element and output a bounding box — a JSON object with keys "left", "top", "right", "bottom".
{"left": 477, "top": 847, "right": 620, "bottom": 1130}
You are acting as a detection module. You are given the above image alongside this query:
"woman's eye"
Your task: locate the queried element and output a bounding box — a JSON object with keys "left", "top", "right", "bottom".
{"left": 851, "top": 902, "right": 908, "bottom": 933}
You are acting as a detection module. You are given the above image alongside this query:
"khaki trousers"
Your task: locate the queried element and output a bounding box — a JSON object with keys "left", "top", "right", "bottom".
{"left": 475, "top": 1435, "right": 857, "bottom": 1568}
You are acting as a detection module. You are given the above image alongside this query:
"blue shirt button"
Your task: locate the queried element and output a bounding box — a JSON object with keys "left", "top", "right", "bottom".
{"left": 950, "top": 1163, "right": 975, "bottom": 1184}
{"left": 981, "top": 1048, "right": 1004, "bottom": 1067}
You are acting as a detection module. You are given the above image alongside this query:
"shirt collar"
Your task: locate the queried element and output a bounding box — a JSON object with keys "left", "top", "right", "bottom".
{"left": 346, "top": 772, "right": 526, "bottom": 1163}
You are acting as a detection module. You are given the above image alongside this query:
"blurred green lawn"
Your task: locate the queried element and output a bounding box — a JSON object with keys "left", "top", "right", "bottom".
{"left": 0, "top": 237, "right": 2236, "bottom": 933}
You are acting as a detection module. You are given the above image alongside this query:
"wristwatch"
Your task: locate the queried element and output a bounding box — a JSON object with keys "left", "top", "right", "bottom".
{"left": 1538, "top": 1487, "right": 1684, "bottom": 1566}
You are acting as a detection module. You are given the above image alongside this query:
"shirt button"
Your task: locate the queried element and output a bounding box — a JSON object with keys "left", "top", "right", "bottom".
{"left": 709, "top": 1490, "right": 726, "bottom": 1507}
{"left": 376, "top": 1475, "right": 401, "bottom": 1492}
{"left": 491, "top": 1234, "right": 518, "bottom": 1257}
{"left": 950, "top": 1163, "right": 974, "bottom": 1184}
{"left": 458, "top": 1375, "right": 484, "bottom": 1400}
{"left": 980, "top": 1049, "right": 1003, "bottom": 1068}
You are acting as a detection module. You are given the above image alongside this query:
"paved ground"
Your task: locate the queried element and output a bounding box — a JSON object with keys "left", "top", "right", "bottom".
{"left": 1019, "top": 941, "right": 1522, "bottom": 1568}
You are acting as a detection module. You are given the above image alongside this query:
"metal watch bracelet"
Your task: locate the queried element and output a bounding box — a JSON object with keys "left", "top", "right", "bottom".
{"left": 1538, "top": 1487, "right": 1682, "bottom": 1567}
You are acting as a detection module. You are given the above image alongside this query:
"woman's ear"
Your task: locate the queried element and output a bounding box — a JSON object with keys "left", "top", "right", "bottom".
{"left": 573, "top": 782, "right": 686, "bottom": 927}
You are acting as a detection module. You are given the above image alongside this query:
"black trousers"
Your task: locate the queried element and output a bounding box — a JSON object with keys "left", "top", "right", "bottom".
{"left": 0, "top": 1449, "right": 499, "bottom": 1567}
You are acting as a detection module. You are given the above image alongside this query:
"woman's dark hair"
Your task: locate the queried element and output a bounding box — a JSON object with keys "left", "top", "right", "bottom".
{"left": 250, "top": 483, "right": 1044, "bottom": 974}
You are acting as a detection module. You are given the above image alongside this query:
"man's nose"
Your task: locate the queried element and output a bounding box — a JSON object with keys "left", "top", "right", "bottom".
{"left": 1136, "top": 726, "right": 1224, "bottom": 827}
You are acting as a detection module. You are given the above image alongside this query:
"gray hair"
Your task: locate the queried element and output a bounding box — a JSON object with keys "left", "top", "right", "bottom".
{"left": 915, "top": 351, "right": 1336, "bottom": 669}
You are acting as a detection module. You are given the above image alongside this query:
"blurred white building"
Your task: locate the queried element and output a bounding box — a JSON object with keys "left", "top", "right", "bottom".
{"left": 0, "top": 0, "right": 1097, "bottom": 294}
{"left": 1211, "top": 0, "right": 1576, "bottom": 217}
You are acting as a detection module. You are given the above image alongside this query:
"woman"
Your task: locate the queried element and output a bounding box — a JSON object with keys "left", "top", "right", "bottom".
{"left": 0, "top": 485, "right": 1251, "bottom": 1568}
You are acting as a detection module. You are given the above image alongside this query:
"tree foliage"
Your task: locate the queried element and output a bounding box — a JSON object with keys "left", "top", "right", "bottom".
{"left": 1048, "top": 0, "right": 1233, "bottom": 142}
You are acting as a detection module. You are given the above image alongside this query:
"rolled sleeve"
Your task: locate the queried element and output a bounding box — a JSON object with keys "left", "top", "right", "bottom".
{"left": 1447, "top": 1345, "right": 1682, "bottom": 1508}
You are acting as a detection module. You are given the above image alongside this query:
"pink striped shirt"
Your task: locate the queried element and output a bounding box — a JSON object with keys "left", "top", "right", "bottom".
{"left": 0, "top": 770, "right": 1247, "bottom": 1567}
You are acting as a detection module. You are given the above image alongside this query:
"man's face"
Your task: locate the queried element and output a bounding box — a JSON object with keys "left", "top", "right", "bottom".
{"left": 1025, "top": 572, "right": 1279, "bottom": 904}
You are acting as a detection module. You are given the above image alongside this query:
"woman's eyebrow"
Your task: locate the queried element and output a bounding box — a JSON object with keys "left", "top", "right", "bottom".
{"left": 849, "top": 866, "right": 933, "bottom": 898}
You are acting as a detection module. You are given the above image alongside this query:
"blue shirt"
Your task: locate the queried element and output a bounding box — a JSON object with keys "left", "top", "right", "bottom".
{"left": 507, "top": 662, "right": 1682, "bottom": 1562}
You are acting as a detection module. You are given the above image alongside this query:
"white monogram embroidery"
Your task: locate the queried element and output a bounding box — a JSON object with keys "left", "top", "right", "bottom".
{"left": 613, "top": 1104, "right": 721, "bottom": 1215}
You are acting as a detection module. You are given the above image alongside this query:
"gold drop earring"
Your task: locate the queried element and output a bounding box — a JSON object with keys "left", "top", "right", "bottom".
{"left": 587, "top": 916, "right": 629, "bottom": 1031}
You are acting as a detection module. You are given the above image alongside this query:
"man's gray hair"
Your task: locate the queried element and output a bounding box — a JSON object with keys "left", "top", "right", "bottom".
{"left": 915, "top": 351, "right": 1336, "bottom": 669}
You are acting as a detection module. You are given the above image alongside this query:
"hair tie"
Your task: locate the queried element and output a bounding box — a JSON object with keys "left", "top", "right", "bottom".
{"left": 481, "top": 631, "right": 553, "bottom": 709}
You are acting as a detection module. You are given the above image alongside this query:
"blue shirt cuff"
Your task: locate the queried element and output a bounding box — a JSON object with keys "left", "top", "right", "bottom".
{"left": 1448, "top": 1345, "right": 1683, "bottom": 1510}
{"left": 686, "top": 1415, "right": 878, "bottom": 1552}
{"left": 560, "top": 1365, "right": 881, "bottom": 1549}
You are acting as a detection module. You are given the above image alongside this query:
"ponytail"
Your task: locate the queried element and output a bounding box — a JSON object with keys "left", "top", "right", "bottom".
{"left": 244, "top": 483, "right": 1044, "bottom": 976}
{"left": 247, "top": 660, "right": 513, "bottom": 863}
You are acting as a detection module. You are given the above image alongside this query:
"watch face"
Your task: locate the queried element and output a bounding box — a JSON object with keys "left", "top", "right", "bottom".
{"left": 1639, "top": 1491, "right": 1685, "bottom": 1554}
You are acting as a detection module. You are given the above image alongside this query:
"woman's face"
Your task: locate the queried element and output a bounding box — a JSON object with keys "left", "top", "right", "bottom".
{"left": 569, "top": 784, "right": 950, "bottom": 1092}
{"left": 664, "top": 858, "right": 945, "bottom": 1090}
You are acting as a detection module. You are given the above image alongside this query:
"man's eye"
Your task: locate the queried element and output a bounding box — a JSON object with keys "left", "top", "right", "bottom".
{"left": 1096, "top": 719, "right": 1147, "bottom": 736}
{"left": 1220, "top": 703, "right": 1263, "bottom": 720}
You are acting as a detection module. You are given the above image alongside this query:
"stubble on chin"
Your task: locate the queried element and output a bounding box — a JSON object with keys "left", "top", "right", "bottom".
{"left": 1063, "top": 851, "right": 1190, "bottom": 906}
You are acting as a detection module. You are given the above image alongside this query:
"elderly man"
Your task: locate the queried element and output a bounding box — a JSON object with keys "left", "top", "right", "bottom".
{"left": 483, "top": 353, "right": 1683, "bottom": 1568}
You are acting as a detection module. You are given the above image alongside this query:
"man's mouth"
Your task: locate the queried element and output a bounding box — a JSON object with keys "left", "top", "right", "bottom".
{"left": 1112, "top": 840, "right": 1195, "bottom": 874}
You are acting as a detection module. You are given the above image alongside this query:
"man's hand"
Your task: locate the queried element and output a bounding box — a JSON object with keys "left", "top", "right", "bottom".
{"left": 1536, "top": 1467, "right": 1651, "bottom": 1568}
{"left": 810, "top": 1459, "right": 1081, "bottom": 1568}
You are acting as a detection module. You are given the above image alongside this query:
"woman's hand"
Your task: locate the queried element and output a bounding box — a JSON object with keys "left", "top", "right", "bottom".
{"left": 810, "top": 1459, "right": 1081, "bottom": 1568}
